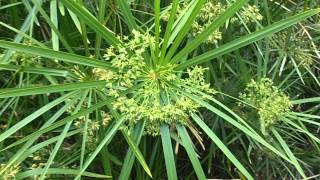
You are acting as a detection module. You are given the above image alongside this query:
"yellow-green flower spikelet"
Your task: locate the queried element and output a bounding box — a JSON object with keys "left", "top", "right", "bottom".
{"left": 93, "top": 30, "right": 215, "bottom": 135}
{"left": 240, "top": 78, "right": 292, "bottom": 128}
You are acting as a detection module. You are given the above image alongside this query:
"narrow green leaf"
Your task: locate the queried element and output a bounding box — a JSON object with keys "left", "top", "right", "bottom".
{"left": 159, "top": 0, "right": 179, "bottom": 63}
{"left": 31, "top": 0, "right": 73, "bottom": 53}
{"left": 1, "top": 99, "right": 110, "bottom": 150}
{"left": 60, "top": 0, "right": 121, "bottom": 45}
{"left": 122, "top": 130, "right": 153, "bottom": 178}
{"left": 67, "top": 9, "right": 83, "bottom": 34}
{"left": 0, "top": 21, "right": 45, "bottom": 48}
{"left": 0, "top": 40, "right": 113, "bottom": 69}
{"left": 1, "top": 1, "right": 42, "bottom": 63}
{"left": 172, "top": 86, "right": 294, "bottom": 164}
{"left": 80, "top": 91, "right": 92, "bottom": 168}
{"left": 40, "top": 91, "right": 89, "bottom": 180}
{"left": 0, "top": 92, "right": 76, "bottom": 145}
{"left": 291, "top": 97, "right": 320, "bottom": 104}
{"left": 50, "top": 0, "right": 59, "bottom": 51}
{"left": 118, "top": 0, "right": 137, "bottom": 31}
{"left": 94, "top": 0, "right": 107, "bottom": 58}
{"left": 164, "top": 0, "right": 206, "bottom": 62}
{"left": 160, "top": 124, "right": 178, "bottom": 180}
{"left": 271, "top": 128, "right": 306, "bottom": 178}
{"left": 171, "top": 0, "right": 248, "bottom": 63}
{"left": 191, "top": 113, "right": 254, "bottom": 180}
{"left": 0, "top": 64, "right": 72, "bottom": 77}
{"left": 75, "top": 117, "right": 125, "bottom": 179}
{"left": 177, "top": 125, "right": 206, "bottom": 179}
{"left": 16, "top": 168, "right": 111, "bottom": 179}
{"left": 2, "top": 96, "right": 80, "bottom": 170}
{"left": 0, "top": 81, "right": 106, "bottom": 98}
{"left": 154, "top": 0, "right": 160, "bottom": 59}
{"left": 177, "top": 9, "right": 320, "bottom": 70}
{"left": 18, "top": 130, "right": 81, "bottom": 163}
{"left": 0, "top": 2, "right": 23, "bottom": 10}
{"left": 284, "top": 117, "right": 320, "bottom": 144}
{"left": 119, "top": 121, "right": 145, "bottom": 180}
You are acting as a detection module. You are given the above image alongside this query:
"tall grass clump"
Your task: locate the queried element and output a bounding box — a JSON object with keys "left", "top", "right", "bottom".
{"left": 0, "top": 0, "right": 319, "bottom": 179}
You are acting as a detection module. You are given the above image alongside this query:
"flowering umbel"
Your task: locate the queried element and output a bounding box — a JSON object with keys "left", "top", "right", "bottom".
{"left": 240, "top": 78, "right": 292, "bottom": 131}
{"left": 0, "top": 164, "right": 20, "bottom": 180}
{"left": 93, "top": 30, "right": 215, "bottom": 135}
{"left": 272, "top": 30, "right": 315, "bottom": 68}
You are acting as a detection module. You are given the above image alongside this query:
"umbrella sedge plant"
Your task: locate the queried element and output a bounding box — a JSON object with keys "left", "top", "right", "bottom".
{"left": 0, "top": 0, "right": 319, "bottom": 179}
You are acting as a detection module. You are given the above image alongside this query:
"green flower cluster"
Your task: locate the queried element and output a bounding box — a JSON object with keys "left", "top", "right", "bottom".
{"left": 192, "top": 1, "right": 226, "bottom": 44}
{"left": 0, "top": 164, "right": 20, "bottom": 180}
{"left": 93, "top": 30, "right": 215, "bottom": 135}
{"left": 162, "top": 1, "right": 262, "bottom": 44}
{"left": 233, "top": 4, "right": 263, "bottom": 24}
{"left": 74, "top": 112, "right": 111, "bottom": 150}
{"left": 240, "top": 78, "right": 292, "bottom": 128}
{"left": 9, "top": 41, "right": 42, "bottom": 65}
{"left": 10, "top": 52, "right": 41, "bottom": 65}
{"left": 102, "top": 29, "right": 153, "bottom": 89}
{"left": 273, "top": 30, "right": 315, "bottom": 67}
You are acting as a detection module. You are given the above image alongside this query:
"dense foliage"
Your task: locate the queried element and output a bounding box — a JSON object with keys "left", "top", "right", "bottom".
{"left": 0, "top": 0, "right": 319, "bottom": 179}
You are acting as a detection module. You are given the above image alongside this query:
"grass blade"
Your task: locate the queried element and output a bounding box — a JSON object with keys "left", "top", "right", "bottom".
{"left": 0, "top": 40, "right": 113, "bottom": 69}
{"left": 118, "top": 0, "right": 137, "bottom": 31}
{"left": 75, "top": 117, "right": 125, "bottom": 179}
{"left": 0, "top": 64, "right": 72, "bottom": 77}
{"left": 271, "top": 128, "right": 306, "bottom": 178}
{"left": 164, "top": 0, "right": 206, "bottom": 62}
{"left": 177, "top": 8, "right": 320, "bottom": 70}
{"left": 119, "top": 121, "right": 145, "bottom": 180}
{"left": 1, "top": 1, "right": 42, "bottom": 63}
{"left": 177, "top": 125, "right": 206, "bottom": 179}
{"left": 16, "top": 168, "right": 111, "bottom": 179}
{"left": 50, "top": 0, "right": 59, "bottom": 51}
{"left": 60, "top": 0, "right": 120, "bottom": 45}
{"left": 1, "top": 99, "right": 111, "bottom": 150}
{"left": 171, "top": 0, "right": 248, "bottom": 64}
{"left": 160, "top": 124, "right": 178, "bottom": 180}
{"left": 159, "top": 0, "right": 179, "bottom": 63}
{"left": 0, "top": 81, "right": 106, "bottom": 98}
{"left": 0, "top": 91, "right": 76, "bottom": 146}
{"left": 191, "top": 113, "right": 254, "bottom": 180}
{"left": 122, "top": 130, "right": 153, "bottom": 178}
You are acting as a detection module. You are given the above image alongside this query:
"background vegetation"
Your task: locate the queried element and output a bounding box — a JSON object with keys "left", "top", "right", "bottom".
{"left": 0, "top": 0, "right": 319, "bottom": 179}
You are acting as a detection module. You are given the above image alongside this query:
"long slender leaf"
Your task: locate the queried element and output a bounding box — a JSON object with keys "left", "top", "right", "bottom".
{"left": 75, "top": 117, "right": 125, "bottom": 179}
{"left": 122, "top": 130, "right": 153, "bottom": 178}
{"left": 177, "top": 125, "right": 206, "bottom": 179}
{"left": 0, "top": 91, "right": 76, "bottom": 150}
{"left": 0, "top": 40, "right": 114, "bottom": 69}
{"left": 1, "top": 99, "right": 111, "bottom": 151}
{"left": 177, "top": 9, "right": 320, "bottom": 70}
{"left": 16, "top": 168, "right": 111, "bottom": 179}
{"left": 164, "top": 0, "right": 206, "bottom": 62}
{"left": 1, "top": 1, "right": 42, "bottom": 63}
{"left": 60, "top": 0, "right": 120, "bottom": 45}
{"left": 160, "top": 124, "right": 178, "bottom": 180}
{"left": 0, "top": 64, "right": 72, "bottom": 77}
{"left": 191, "top": 113, "right": 254, "bottom": 180}
{"left": 119, "top": 121, "right": 145, "bottom": 180}
{"left": 118, "top": 0, "right": 137, "bottom": 31}
{"left": 171, "top": 0, "right": 248, "bottom": 63}
{"left": 0, "top": 81, "right": 105, "bottom": 98}
{"left": 159, "top": 0, "right": 179, "bottom": 63}
{"left": 271, "top": 128, "right": 306, "bottom": 178}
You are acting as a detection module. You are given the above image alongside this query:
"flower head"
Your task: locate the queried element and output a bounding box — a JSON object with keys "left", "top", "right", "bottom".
{"left": 0, "top": 164, "right": 21, "bottom": 180}
{"left": 97, "top": 30, "right": 215, "bottom": 135}
{"left": 240, "top": 78, "right": 292, "bottom": 128}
